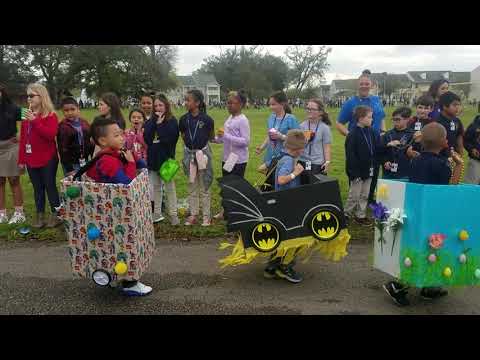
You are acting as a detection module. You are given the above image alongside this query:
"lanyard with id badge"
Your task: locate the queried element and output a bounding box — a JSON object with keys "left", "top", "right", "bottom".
{"left": 414, "top": 120, "right": 422, "bottom": 131}
{"left": 72, "top": 121, "right": 87, "bottom": 167}
{"left": 26, "top": 122, "right": 33, "bottom": 154}
{"left": 361, "top": 128, "right": 374, "bottom": 177}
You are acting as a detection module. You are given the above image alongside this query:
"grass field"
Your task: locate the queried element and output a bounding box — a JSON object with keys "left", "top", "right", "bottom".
{"left": 1, "top": 104, "right": 478, "bottom": 242}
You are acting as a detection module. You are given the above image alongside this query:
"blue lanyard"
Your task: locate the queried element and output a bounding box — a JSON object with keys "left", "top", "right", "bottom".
{"left": 361, "top": 127, "right": 374, "bottom": 156}
{"left": 187, "top": 113, "right": 200, "bottom": 147}
{"left": 72, "top": 120, "right": 84, "bottom": 157}
{"left": 273, "top": 113, "right": 286, "bottom": 130}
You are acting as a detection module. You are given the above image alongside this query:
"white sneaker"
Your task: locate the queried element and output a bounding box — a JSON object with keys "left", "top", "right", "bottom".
{"left": 153, "top": 215, "right": 165, "bottom": 223}
{"left": 0, "top": 213, "right": 8, "bottom": 224}
{"left": 8, "top": 211, "right": 26, "bottom": 225}
{"left": 170, "top": 216, "right": 180, "bottom": 226}
{"left": 201, "top": 217, "right": 211, "bottom": 227}
{"left": 122, "top": 281, "right": 153, "bottom": 296}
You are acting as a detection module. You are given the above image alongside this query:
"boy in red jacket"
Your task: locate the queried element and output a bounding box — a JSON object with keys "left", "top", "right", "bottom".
{"left": 87, "top": 116, "right": 151, "bottom": 296}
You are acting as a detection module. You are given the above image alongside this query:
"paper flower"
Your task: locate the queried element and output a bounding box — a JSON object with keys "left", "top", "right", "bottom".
{"left": 384, "top": 208, "right": 407, "bottom": 256}
{"left": 429, "top": 234, "right": 446, "bottom": 250}
{"left": 369, "top": 202, "right": 389, "bottom": 254}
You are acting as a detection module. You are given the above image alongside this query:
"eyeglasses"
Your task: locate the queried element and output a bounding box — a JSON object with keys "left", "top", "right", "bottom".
{"left": 305, "top": 107, "right": 320, "bottom": 112}
{"left": 392, "top": 117, "right": 403, "bottom": 121}
{"left": 27, "top": 94, "right": 40, "bottom": 99}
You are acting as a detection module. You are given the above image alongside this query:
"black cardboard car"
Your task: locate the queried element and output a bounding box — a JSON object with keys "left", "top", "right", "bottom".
{"left": 219, "top": 172, "right": 347, "bottom": 253}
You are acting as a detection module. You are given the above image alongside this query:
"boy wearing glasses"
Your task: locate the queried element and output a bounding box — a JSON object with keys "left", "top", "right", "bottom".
{"left": 378, "top": 107, "right": 415, "bottom": 180}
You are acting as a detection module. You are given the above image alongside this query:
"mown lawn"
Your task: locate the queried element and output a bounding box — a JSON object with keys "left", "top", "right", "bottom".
{"left": 1, "top": 105, "right": 478, "bottom": 243}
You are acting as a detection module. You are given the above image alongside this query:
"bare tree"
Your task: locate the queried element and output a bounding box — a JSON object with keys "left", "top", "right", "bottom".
{"left": 285, "top": 45, "right": 331, "bottom": 92}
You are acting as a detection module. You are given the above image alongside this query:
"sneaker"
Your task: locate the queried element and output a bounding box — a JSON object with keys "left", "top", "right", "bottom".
{"left": 344, "top": 215, "right": 351, "bottom": 227}
{"left": 420, "top": 287, "right": 448, "bottom": 300}
{"left": 275, "top": 264, "right": 303, "bottom": 284}
{"left": 46, "top": 213, "right": 63, "bottom": 228}
{"left": 263, "top": 264, "right": 279, "bottom": 279}
{"left": 0, "top": 212, "right": 8, "bottom": 224}
{"left": 8, "top": 211, "right": 26, "bottom": 225}
{"left": 201, "top": 217, "right": 211, "bottom": 227}
{"left": 32, "top": 213, "right": 46, "bottom": 229}
{"left": 153, "top": 214, "right": 165, "bottom": 223}
{"left": 354, "top": 217, "right": 373, "bottom": 227}
{"left": 184, "top": 216, "right": 197, "bottom": 226}
{"left": 170, "top": 216, "right": 180, "bottom": 226}
{"left": 121, "top": 281, "right": 153, "bottom": 297}
{"left": 383, "top": 281, "right": 410, "bottom": 306}
{"left": 213, "top": 211, "right": 224, "bottom": 220}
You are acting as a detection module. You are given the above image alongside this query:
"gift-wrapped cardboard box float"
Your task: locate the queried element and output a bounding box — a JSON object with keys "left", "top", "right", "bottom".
{"left": 59, "top": 169, "right": 155, "bottom": 287}
{"left": 374, "top": 179, "right": 480, "bottom": 287}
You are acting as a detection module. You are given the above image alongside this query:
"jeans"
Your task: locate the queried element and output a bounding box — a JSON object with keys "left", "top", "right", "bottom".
{"left": 27, "top": 157, "right": 61, "bottom": 213}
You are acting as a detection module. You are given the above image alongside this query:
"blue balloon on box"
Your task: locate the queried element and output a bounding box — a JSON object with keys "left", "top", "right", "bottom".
{"left": 87, "top": 227, "right": 100, "bottom": 241}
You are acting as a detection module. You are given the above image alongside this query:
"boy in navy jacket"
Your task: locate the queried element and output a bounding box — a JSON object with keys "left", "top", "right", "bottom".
{"left": 344, "top": 105, "right": 380, "bottom": 226}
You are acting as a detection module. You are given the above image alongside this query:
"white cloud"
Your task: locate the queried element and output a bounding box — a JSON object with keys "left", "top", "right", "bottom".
{"left": 175, "top": 45, "right": 480, "bottom": 83}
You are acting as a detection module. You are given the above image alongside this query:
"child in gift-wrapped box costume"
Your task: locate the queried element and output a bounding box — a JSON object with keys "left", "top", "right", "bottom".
{"left": 218, "top": 130, "right": 351, "bottom": 283}
{"left": 59, "top": 117, "right": 155, "bottom": 296}
{"left": 376, "top": 123, "right": 468, "bottom": 306}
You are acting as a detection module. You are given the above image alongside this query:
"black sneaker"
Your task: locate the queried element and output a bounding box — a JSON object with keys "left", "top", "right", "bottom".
{"left": 383, "top": 281, "right": 410, "bottom": 306}
{"left": 420, "top": 287, "right": 448, "bottom": 300}
{"left": 263, "top": 263, "right": 279, "bottom": 279}
{"left": 275, "top": 264, "right": 303, "bottom": 284}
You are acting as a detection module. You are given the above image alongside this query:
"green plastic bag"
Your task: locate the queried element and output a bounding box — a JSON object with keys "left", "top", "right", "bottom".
{"left": 159, "top": 158, "right": 179, "bottom": 182}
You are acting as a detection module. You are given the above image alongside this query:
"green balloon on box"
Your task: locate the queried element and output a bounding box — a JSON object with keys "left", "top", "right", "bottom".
{"left": 66, "top": 186, "right": 81, "bottom": 198}
{"left": 159, "top": 159, "right": 179, "bottom": 182}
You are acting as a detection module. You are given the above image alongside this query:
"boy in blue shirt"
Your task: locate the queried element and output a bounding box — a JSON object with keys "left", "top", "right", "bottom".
{"left": 384, "top": 122, "right": 463, "bottom": 306}
{"left": 263, "top": 130, "right": 306, "bottom": 284}
{"left": 274, "top": 129, "right": 306, "bottom": 191}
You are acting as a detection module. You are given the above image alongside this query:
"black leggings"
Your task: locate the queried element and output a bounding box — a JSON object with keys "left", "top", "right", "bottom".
{"left": 221, "top": 162, "right": 247, "bottom": 178}
{"left": 27, "top": 157, "right": 60, "bottom": 213}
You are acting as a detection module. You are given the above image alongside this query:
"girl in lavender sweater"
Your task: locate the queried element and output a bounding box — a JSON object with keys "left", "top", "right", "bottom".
{"left": 212, "top": 90, "right": 251, "bottom": 220}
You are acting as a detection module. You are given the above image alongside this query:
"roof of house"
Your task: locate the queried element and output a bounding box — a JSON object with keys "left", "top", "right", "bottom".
{"left": 177, "top": 73, "right": 220, "bottom": 87}
{"left": 331, "top": 79, "right": 358, "bottom": 91}
{"left": 407, "top": 71, "right": 471, "bottom": 84}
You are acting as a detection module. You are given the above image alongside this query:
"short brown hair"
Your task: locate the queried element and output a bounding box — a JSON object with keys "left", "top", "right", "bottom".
{"left": 285, "top": 129, "right": 306, "bottom": 150}
{"left": 353, "top": 105, "right": 372, "bottom": 121}
{"left": 421, "top": 122, "right": 447, "bottom": 151}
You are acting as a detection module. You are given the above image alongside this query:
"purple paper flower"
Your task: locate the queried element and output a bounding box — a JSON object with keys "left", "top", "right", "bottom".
{"left": 370, "top": 202, "right": 389, "bottom": 222}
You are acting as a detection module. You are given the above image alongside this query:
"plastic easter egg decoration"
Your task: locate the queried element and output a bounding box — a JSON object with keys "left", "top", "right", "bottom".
{"left": 459, "top": 254, "right": 467, "bottom": 264}
{"left": 18, "top": 226, "right": 31, "bottom": 235}
{"left": 475, "top": 269, "right": 480, "bottom": 279}
{"left": 87, "top": 227, "right": 100, "bottom": 241}
{"left": 443, "top": 267, "right": 452, "bottom": 278}
{"left": 404, "top": 257, "right": 412, "bottom": 267}
{"left": 92, "top": 270, "right": 111, "bottom": 287}
{"left": 114, "top": 261, "right": 128, "bottom": 275}
{"left": 428, "top": 254, "right": 437, "bottom": 263}
{"left": 66, "top": 186, "right": 81, "bottom": 198}
{"left": 459, "top": 230, "right": 469, "bottom": 241}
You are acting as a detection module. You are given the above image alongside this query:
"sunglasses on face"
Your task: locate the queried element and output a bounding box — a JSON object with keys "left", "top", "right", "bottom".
{"left": 27, "top": 94, "right": 40, "bottom": 99}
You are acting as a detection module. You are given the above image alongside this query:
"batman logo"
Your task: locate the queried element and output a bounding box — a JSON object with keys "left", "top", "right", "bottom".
{"left": 251, "top": 222, "right": 280, "bottom": 252}
{"left": 311, "top": 210, "right": 340, "bottom": 241}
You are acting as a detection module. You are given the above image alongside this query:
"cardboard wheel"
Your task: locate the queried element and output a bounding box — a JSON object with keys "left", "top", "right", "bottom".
{"left": 308, "top": 208, "right": 341, "bottom": 241}
{"left": 250, "top": 221, "right": 281, "bottom": 252}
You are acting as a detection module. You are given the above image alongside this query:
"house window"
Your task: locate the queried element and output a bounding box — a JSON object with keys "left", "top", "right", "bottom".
{"left": 208, "top": 87, "right": 218, "bottom": 91}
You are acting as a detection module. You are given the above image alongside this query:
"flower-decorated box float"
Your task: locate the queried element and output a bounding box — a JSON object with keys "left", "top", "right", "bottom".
{"left": 374, "top": 179, "right": 480, "bottom": 287}
{"left": 218, "top": 173, "right": 351, "bottom": 267}
{"left": 59, "top": 169, "right": 155, "bottom": 287}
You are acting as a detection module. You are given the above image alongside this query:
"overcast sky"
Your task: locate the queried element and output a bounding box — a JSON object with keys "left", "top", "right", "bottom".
{"left": 175, "top": 45, "right": 480, "bottom": 84}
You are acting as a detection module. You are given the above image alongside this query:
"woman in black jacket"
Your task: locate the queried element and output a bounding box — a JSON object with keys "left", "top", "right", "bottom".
{"left": 144, "top": 94, "right": 180, "bottom": 225}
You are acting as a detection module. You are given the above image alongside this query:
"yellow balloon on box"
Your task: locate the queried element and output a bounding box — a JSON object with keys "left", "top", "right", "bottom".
{"left": 114, "top": 261, "right": 128, "bottom": 275}
{"left": 443, "top": 267, "right": 452, "bottom": 278}
{"left": 459, "top": 230, "right": 469, "bottom": 241}
{"left": 377, "top": 184, "right": 389, "bottom": 200}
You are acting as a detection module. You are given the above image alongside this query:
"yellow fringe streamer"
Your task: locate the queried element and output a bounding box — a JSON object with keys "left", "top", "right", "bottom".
{"left": 218, "top": 229, "right": 351, "bottom": 268}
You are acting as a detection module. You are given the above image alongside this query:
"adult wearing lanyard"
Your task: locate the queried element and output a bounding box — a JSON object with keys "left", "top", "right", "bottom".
{"left": 57, "top": 97, "right": 94, "bottom": 177}
{"left": 0, "top": 83, "right": 26, "bottom": 225}
{"left": 299, "top": 98, "right": 332, "bottom": 175}
{"left": 256, "top": 91, "right": 299, "bottom": 189}
{"left": 336, "top": 70, "right": 386, "bottom": 204}
{"left": 18, "top": 83, "right": 61, "bottom": 229}
{"left": 427, "top": 79, "right": 449, "bottom": 120}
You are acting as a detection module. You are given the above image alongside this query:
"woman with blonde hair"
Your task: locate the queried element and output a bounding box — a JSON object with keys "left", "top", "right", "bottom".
{"left": 18, "top": 83, "right": 62, "bottom": 228}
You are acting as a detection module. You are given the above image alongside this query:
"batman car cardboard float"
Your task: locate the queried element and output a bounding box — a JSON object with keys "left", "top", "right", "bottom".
{"left": 218, "top": 171, "right": 351, "bottom": 267}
